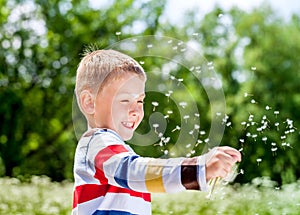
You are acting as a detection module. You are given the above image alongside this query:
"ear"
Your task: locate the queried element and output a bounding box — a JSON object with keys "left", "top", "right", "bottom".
{"left": 80, "top": 90, "right": 95, "bottom": 115}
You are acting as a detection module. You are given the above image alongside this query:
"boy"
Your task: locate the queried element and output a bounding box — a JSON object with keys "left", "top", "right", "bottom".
{"left": 72, "top": 49, "right": 241, "bottom": 215}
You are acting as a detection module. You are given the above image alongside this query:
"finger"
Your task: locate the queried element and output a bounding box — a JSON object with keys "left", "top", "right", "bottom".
{"left": 222, "top": 147, "right": 242, "bottom": 162}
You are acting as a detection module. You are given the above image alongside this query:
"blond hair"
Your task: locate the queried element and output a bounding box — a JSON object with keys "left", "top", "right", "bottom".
{"left": 75, "top": 49, "right": 146, "bottom": 109}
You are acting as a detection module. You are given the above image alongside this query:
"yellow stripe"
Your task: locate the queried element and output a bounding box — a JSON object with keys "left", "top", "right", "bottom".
{"left": 145, "top": 159, "right": 166, "bottom": 192}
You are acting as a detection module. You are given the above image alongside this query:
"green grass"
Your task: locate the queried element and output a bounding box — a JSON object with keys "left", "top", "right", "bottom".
{"left": 1, "top": 176, "right": 300, "bottom": 214}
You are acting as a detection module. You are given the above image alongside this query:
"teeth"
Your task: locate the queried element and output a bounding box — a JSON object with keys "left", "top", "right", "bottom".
{"left": 122, "top": 122, "right": 134, "bottom": 128}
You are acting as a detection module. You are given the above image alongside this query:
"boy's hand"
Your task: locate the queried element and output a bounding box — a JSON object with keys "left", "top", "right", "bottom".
{"left": 204, "top": 146, "right": 241, "bottom": 181}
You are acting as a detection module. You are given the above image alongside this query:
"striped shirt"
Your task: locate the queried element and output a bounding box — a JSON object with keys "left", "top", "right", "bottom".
{"left": 72, "top": 128, "right": 207, "bottom": 215}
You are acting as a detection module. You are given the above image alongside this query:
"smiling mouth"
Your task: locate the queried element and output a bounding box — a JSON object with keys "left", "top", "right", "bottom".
{"left": 121, "top": 121, "right": 135, "bottom": 129}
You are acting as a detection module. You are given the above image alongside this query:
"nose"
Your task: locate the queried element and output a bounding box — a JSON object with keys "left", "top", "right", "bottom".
{"left": 129, "top": 102, "right": 141, "bottom": 117}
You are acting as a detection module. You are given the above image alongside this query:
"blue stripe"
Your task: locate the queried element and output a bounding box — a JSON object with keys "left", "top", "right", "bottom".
{"left": 114, "top": 155, "right": 139, "bottom": 189}
{"left": 92, "top": 210, "right": 135, "bottom": 215}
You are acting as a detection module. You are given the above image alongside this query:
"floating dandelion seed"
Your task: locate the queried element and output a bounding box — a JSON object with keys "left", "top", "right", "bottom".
{"left": 177, "top": 78, "right": 184, "bottom": 85}
{"left": 218, "top": 13, "right": 224, "bottom": 18}
{"left": 251, "top": 66, "right": 257, "bottom": 71}
{"left": 207, "top": 62, "right": 214, "bottom": 70}
{"left": 167, "top": 110, "right": 173, "bottom": 114}
{"left": 200, "top": 130, "right": 206, "bottom": 135}
{"left": 151, "top": 101, "right": 159, "bottom": 111}
{"left": 164, "top": 150, "right": 168, "bottom": 155}
{"left": 226, "top": 122, "right": 232, "bottom": 127}
{"left": 183, "top": 115, "right": 190, "bottom": 123}
{"left": 204, "top": 138, "right": 209, "bottom": 143}
{"left": 248, "top": 114, "right": 254, "bottom": 122}
{"left": 194, "top": 124, "right": 200, "bottom": 130}
{"left": 186, "top": 144, "right": 191, "bottom": 148}
{"left": 239, "top": 139, "right": 245, "bottom": 143}
{"left": 239, "top": 148, "right": 243, "bottom": 152}
{"left": 281, "top": 135, "right": 286, "bottom": 140}
{"left": 152, "top": 124, "right": 159, "bottom": 133}
{"left": 171, "top": 125, "right": 180, "bottom": 132}
{"left": 265, "top": 105, "right": 271, "bottom": 110}
{"left": 170, "top": 75, "right": 176, "bottom": 80}
{"left": 192, "top": 33, "right": 199, "bottom": 36}
{"left": 194, "top": 113, "right": 200, "bottom": 119}
{"left": 172, "top": 46, "right": 178, "bottom": 50}
{"left": 262, "top": 136, "right": 268, "bottom": 143}
{"left": 139, "top": 61, "right": 144, "bottom": 65}
{"left": 244, "top": 92, "right": 253, "bottom": 97}
{"left": 274, "top": 122, "right": 280, "bottom": 130}
{"left": 251, "top": 99, "right": 257, "bottom": 104}
{"left": 252, "top": 134, "right": 258, "bottom": 141}
{"left": 167, "top": 40, "right": 172, "bottom": 44}
{"left": 274, "top": 110, "right": 279, "bottom": 116}
{"left": 256, "top": 158, "right": 262, "bottom": 165}
{"left": 222, "top": 114, "right": 229, "bottom": 124}
{"left": 179, "top": 101, "right": 187, "bottom": 108}
{"left": 147, "top": 44, "right": 153, "bottom": 49}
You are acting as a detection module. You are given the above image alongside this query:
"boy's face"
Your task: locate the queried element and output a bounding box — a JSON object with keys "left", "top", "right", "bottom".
{"left": 94, "top": 73, "right": 145, "bottom": 141}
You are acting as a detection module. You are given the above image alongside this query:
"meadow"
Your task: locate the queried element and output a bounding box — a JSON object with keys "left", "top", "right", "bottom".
{"left": 1, "top": 176, "right": 300, "bottom": 215}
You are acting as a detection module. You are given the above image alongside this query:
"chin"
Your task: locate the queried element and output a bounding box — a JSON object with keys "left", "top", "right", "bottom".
{"left": 121, "top": 132, "right": 134, "bottom": 141}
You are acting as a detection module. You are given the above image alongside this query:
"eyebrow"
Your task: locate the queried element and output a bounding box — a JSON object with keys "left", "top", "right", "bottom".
{"left": 118, "top": 93, "right": 146, "bottom": 98}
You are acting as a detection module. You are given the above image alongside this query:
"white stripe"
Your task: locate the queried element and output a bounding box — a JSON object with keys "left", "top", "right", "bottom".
{"left": 162, "top": 158, "right": 186, "bottom": 193}
{"left": 75, "top": 196, "right": 104, "bottom": 215}
{"left": 94, "top": 193, "right": 151, "bottom": 215}
{"left": 103, "top": 152, "right": 128, "bottom": 186}
{"left": 127, "top": 157, "right": 151, "bottom": 192}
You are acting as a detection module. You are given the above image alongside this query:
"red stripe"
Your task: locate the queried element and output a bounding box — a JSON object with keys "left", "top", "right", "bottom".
{"left": 73, "top": 184, "right": 151, "bottom": 208}
{"left": 94, "top": 145, "right": 128, "bottom": 184}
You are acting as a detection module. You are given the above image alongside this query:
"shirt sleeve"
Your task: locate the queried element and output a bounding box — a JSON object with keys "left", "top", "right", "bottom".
{"left": 88, "top": 130, "right": 207, "bottom": 193}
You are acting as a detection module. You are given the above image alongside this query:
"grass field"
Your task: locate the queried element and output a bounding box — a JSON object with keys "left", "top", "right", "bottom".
{"left": 1, "top": 176, "right": 300, "bottom": 215}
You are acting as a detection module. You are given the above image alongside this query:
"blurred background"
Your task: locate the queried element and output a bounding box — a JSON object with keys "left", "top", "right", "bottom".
{"left": 0, "top": 0, "right": 300, "bottom": 186}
